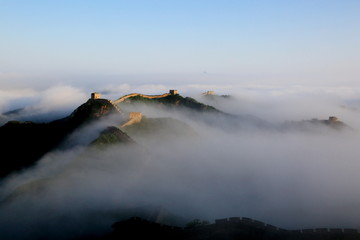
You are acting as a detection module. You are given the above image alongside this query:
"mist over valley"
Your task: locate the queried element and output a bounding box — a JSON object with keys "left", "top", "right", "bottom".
{"left": 0, "top": 85, "right": 360, "bottom": 239}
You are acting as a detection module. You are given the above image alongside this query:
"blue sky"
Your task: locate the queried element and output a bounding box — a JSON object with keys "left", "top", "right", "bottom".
{"left": 0, "top": 0, "right": 359, "bottom": 87}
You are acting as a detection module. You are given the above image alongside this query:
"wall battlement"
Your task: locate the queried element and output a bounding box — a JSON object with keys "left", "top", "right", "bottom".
{"left": 113, "top": 90, "right": 179, "bottom": 104}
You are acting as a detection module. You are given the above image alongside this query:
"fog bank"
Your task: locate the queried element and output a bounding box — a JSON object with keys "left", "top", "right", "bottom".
{"left": 1, "top": 84, "right": 360, "bottom": 239}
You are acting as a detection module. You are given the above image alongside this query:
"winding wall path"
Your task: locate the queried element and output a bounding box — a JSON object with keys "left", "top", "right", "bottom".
{"left": 108, "top": 100, "right": 122, "bottom": 112}
{"left": 113, "top": 93, "right": 170, "bottom": 104}
{"left": 120, "top": 112, "right": 143, "bottom": 128}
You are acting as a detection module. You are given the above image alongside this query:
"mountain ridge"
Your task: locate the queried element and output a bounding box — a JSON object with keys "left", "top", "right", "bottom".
{"left": 0, "top": 92, "right": 350, "bottom": 178}
{"left": 0, "top": 98, "right": 121, "bottom": 178}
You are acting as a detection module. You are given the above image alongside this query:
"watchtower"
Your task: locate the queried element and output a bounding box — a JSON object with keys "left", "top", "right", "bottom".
{"left": 329, "top": 116, "right": 338, "bottom": 122}
{"left": 91, "top": 92, "right": 101, "bottom": 99}
{"left": 203, "top": 90, "right": 215, "bottom": 95}
{"left": 169, "top": 89, "right": 178, "bottom": 95}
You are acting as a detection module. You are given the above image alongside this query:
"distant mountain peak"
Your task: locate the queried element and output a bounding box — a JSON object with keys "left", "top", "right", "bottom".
{"left": 91, "top": 126, "right": 136, "bottom": 148}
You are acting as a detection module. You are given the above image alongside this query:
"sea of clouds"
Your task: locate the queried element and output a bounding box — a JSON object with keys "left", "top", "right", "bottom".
{"left": 1, "top": 83, "right": 360, "bottom": 239}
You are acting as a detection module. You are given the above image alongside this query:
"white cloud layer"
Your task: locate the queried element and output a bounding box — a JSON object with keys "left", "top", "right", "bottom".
{"left": 1, "top": 83, "right": 360, "bottom": 239}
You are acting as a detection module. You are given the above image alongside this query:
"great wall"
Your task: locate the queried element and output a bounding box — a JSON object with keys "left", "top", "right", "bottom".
{"left": 91, "top": 90, "right": 179, "bottom": 111}
{"left": 87, "top": 91, "right": 350, "bottom": 239}
{"left": 90, "top": 90, "right": 178, "bottom": 127}
{"left": 90, "top": 90, "right": 343, "bottom": 130}
{"left": 120, "top": 112, "right": 143, "bottom": 128}
{"left": 112, "top": 89, "right": 178, "bottom": 104}
{"left": 108, "top": 100, "right": 122, "bottom": 113}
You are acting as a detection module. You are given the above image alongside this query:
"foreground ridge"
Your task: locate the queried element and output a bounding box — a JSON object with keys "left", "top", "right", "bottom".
{"left": 108, "top": 216, "right": 359, "bottom": 240}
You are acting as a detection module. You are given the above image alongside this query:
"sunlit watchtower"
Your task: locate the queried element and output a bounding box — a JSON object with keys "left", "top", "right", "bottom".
{"left": 329, "top": 116, "right": 338, "bottom": 122}
{"left": 91, "top": 92, "right": 101, "bottom": 99}
{"left": 169, "top": 89, "right": 178, "bottom": 95}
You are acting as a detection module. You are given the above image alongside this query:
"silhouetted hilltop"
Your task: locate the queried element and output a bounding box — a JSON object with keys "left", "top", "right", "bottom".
{"left": 91, "top": 126, "right": 135, "bottom": 148}
{"left": 121, "top": 94, "right": 219, "bottom": 112}
{"left": 105, "top": 217, "right": 360, "bottom": 240}
{"left": 56, "top": 98, "right": 119, "bottom": 124}
{"left": 281, "top": 116, "right": 349, "bottom": 132}
{"left": 0, "top": 98, "right": 120, "bottom": 178}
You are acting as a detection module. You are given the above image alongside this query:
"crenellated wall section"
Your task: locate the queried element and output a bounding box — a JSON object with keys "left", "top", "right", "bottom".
{"left": 113, "top": 93, "right": 171, "bottom": 104}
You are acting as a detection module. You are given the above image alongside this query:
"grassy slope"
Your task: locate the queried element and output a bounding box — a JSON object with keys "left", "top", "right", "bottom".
{"left": 123, "top": 94, "right": 220, "bottom": 112}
